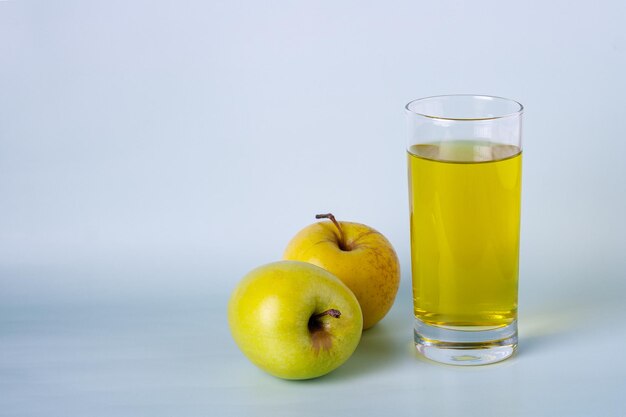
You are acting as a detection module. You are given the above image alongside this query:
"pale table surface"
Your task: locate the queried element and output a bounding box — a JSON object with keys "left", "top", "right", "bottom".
{"left": 2, "top": 265, "right": 625, "bottom": 417}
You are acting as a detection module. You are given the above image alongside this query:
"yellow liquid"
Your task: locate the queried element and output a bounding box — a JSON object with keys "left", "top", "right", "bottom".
{"left": 408, "top": 141, "right": 522, "bottom": 327}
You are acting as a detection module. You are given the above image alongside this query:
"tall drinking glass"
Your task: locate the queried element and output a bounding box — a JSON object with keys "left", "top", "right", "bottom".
{"left": 406, "top": 95, "right": 523, "bottom": 365}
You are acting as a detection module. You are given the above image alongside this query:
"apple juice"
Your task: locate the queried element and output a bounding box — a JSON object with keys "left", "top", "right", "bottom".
{"left": 408, "top": 140, "right": 522, "bottom": 328}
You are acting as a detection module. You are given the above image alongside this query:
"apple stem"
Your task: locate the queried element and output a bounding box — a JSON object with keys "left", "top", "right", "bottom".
{"left": 311, "top": 309, "right": 342, "bottom": 320}
{"left": 315, "top": 213, "right": 349, "bottom": 251}
{"left": 309, "top": 309, "right": 341, "bottom": 351}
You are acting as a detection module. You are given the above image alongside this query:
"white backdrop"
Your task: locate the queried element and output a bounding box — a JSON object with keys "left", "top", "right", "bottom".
{"left": 2, "top": 0, "right": 624, "bottom": 299}
{"left": 1, "top": 1, "right": 626, "bottom": 415}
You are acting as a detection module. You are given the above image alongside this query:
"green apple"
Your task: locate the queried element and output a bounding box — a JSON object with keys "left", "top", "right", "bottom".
{"left": 227, "top": 260, "right": 363, "bottom": 380}
{"left": 284, "top": 214, "right": 400, "bottom": 329}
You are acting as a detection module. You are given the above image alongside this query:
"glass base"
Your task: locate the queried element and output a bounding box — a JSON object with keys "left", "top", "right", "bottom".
{"left": 414, "top": 318, "right": 517, "bottom": 366}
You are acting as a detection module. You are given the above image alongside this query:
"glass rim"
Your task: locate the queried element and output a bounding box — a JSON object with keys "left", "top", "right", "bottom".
{"left": 405, "top": 94, "right": 524, "bottom": 122}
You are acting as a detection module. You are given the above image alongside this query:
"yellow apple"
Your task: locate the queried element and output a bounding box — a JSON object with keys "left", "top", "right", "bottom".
{"left": 284, "top": 214, "right": 400, "bottom": 329}
{"left": 228, "top": 260, "right": 363, "bottom": 380}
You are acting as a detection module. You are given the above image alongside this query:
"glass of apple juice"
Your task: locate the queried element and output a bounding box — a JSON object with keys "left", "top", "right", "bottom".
{"left": 405, "top": 95, "right": 523, "bottom": 365}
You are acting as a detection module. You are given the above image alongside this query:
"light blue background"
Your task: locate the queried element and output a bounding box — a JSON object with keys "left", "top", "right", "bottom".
{"left": 1, "top": 1, "right": 625, "bottom": 416}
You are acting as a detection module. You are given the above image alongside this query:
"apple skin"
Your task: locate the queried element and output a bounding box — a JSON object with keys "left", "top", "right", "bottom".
{"left": 228, "top": 260, "right": 363, "bottom": 380}
{"left": 283, "top": 220, "right": 400, "bottom": 330}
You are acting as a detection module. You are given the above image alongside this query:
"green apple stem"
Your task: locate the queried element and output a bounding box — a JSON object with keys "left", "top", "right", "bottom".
{"left": 309, "top": 309, "right": 341, "bottom": 352}
{"left": 315, "top": 213, "right": 349, "bottom": 251}
{"left": 311, "top": 309, "right": 342, "bottom": 321}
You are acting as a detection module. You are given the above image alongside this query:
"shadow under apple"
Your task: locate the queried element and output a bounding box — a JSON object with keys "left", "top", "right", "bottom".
{"left": 316, "top": 318, "right": 409, "bottom": 382}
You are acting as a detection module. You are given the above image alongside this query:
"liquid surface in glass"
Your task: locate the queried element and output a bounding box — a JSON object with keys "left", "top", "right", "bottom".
{"left": 408, "top": 140, "right": 522, "bottom": 327}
